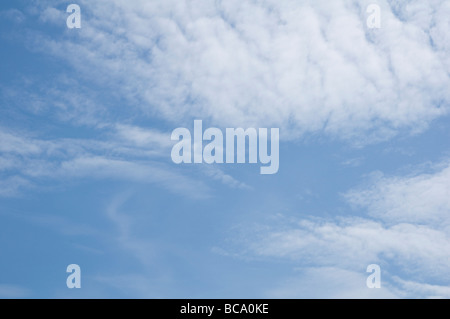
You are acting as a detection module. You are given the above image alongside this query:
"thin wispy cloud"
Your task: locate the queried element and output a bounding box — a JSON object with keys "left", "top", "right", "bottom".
{"left": 0, "top": 127, "right": 211, "bottom": 198}
{"left": 0, "top": 284, "right": 30, "bottom": 299}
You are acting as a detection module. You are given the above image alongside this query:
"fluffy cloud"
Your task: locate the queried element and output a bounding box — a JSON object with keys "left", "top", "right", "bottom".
{"left": 226, "top": 159, "right": 450, "bottom": 297}
{"left": 30, "top": 0, "right": 450, "bottom": 142}
{"left": 2, "top": 0, "right": 448, "bottom": 298}
{"left": 346, "top": 160, "right": 450, "bottom": 226}
{"left": 244, "top": 216, "right": 450, "bottom": 281}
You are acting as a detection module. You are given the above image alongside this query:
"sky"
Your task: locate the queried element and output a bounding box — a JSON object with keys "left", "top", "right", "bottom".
{"left": 0, "top": 0, "right": 449, "bottom": 298}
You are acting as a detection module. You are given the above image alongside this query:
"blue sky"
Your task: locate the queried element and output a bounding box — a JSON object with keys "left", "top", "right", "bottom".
{"left": 0, "top": 0, "right": 450, "bottom": 298}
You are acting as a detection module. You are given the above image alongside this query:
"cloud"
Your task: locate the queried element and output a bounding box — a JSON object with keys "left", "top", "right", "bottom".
{"left": 346, "top": 160, "right": 450, "bottom": 226}
{"left": 0, "top": 207, "right": 103, "bottom": 237}
{"left": 28, "top": 0, "right": 450, "bottom": 143}
{"left": 0, "top": 76, "right": 109, "bottom": 127}
{"left": 341, "top": 156, "right": 365, "bottom": 167}
{"left": 0, "top": 176, "right": 32, "bottom": 197}
{"left": 0, "top": 126, "right": 211, "bottom": 199}
{"left": 94, "top": 192, "right": 175, "bottom": 297}
{"left": 267, "top": 267, "right": 450, "bottom": 299}
{"left": 244, "top": 216, "right": 450, "bottom": 281}
{"left": 113, "top": 124, "right": 173, "bottom": 153}
{"left": 58, "top": 156, "right": 210, "bottom": 199}
{"left": 0, "top": 9, "right": 25, "bottom": 23}
{"left": 228, "top": 216, "right": 450, "bottom": 298}
{"left": 224, "top": 158, "right": 450, "bottom": 298}
{"left": 105, "top": 192, "right": 157, "bottom": 267}
{"left": 266, "top": 267, "right": 399, "bottom": 299}
{"left": 39, "top": 7, "right": 65, "bottom": 25}
{"left": 94, "top": 274, "right": 163, "bottom": 298}
{"left": 0, "top": 130, "right": 45, "bottom": 155}
{"left": 202, "top": 165, "right": 251, "bottom": 190}
{"left": 0, "top": 284, "right": 30, "bottom": 298}
{"left": 392, "top": 277, "right": 450, "bottom": 299}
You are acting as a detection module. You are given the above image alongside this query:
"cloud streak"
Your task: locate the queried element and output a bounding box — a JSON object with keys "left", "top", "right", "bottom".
{"left": 0, "top": 126, "right": 211, "bottom": 198}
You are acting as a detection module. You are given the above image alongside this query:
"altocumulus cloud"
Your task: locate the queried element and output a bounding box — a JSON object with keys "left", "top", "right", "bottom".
{"left": 30, "top": 0, "right": 450, "bottom": 142}
{"left": 224, "top": 161, "right": 450, "bottom": 298}
{"left": 0, "top": 0, "right": 449, "bottom": 298}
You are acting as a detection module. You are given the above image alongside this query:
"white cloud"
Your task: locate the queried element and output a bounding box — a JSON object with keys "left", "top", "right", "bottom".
{"left": 93, "top": 192, "right": 175, "bottom": 297}
{"left": 58, "top": 156, "right": 211, "bottom": 198}
{"left": 1, "top": 0, "right": 448, "bottom": 298}
{"left": 346, "top": 160, "right": 450, "bottom": 226}
{"left": 30, "top": 0, "right": 450, "bottom": 142}
{"left": 1, "top": 76, "right": 109, "bottom": 127}
{"left": 245, "top": 216, "right": 450, "bottom": 281}
{"left": 0, "top": 124, "right": 250, "bottom": 198}
{"left": 392, "top": 277, "right": 450, "bottom": 299}
{"left": 229, "top": 215, "right": 450, "bottom": 298}
{"left": 114, "top": 124, "right": 173, "bottom": 151}
{"left": 39, "top": 7, "right": 65, "bottom": 24}
{"left": 0, "top": 126, "right": 211, "bottom": 199}
{"left": 105, "top": 192, "right": 157, "bottom": 267}
{"left": 0, "top": 130, "right": 44, "bottom": 155}
{"left": 0, "top": 176, "right": 31, "bottom": 197}
{"left": 202, "top": 165, "right": 251, "bottom": 190}
{"left": 341, "top": 156, "right": 365, "bottom": 167}
{"left": 225, "top": 158, "right": 450, "bottom": 297}
{"left": 266, "top": 267, "right": 399, "bottom": 299}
